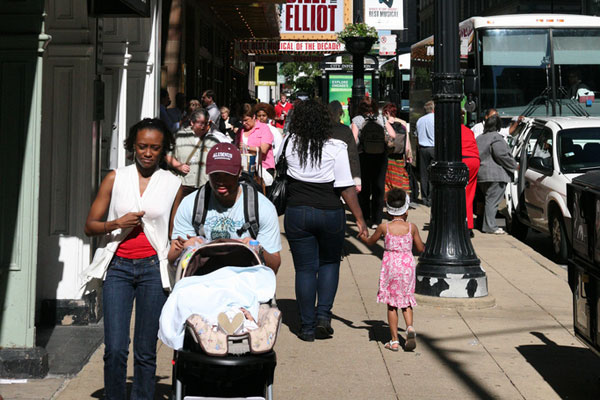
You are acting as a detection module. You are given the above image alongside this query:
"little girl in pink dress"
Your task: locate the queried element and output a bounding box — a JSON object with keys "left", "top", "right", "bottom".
{"left": 361, "top": 189, "right": 424, "bottom": 351}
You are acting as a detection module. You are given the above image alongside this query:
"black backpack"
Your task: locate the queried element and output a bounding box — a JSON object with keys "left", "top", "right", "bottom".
{"left": 192, "top": 182, "right": 260, "bottom": 240}
{"left": 361, "top": 117, "right": 386, "bottom": 154}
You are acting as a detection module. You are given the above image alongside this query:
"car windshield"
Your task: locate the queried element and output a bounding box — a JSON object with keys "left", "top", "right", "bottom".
{"left": 559, "top": 127, "right": 600, "bottom": 173}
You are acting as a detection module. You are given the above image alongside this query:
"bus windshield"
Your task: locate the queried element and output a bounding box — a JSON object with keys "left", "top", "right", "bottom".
{"left": 480, "top": 28, "right": 600, "bottom": 117}
{"left": 554, "top": 29, "right": 600, "bottom": 116}
{"left": 479, "top": 29, "right": 550, "bottom": 117}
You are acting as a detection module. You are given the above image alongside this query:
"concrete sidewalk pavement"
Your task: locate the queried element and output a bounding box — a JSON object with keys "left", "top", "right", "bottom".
{"left": 3, "top": 204, "right": 600, "bottom": 399}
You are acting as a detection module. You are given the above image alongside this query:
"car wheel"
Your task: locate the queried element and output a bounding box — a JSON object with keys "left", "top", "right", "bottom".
{"left": 550, "top": 212, "right": 568, "bottom": 264}
{"left": 508, "top": 212, "right": 528, "bottom": 241}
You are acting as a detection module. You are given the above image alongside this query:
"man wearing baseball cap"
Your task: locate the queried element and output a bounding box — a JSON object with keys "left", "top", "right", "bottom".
{"left": 168, "top": 143, "right": 282, "bottom": 272}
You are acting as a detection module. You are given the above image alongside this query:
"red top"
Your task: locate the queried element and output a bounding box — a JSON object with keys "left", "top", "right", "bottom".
{"left": 274, "top": 101, "right": 293, "bottom": 129}
{"left": 115, "top": 226, "right": 157, "bottom": 259}
{"left": 461, "top": 125, "right": 480, "bottom": 159}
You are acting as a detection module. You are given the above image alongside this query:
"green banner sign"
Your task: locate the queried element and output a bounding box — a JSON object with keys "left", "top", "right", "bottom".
{"left": 328, "top": 74, "right": 373, "bottom": 125}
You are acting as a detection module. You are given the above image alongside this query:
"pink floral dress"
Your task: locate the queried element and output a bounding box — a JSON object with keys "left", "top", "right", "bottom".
{"left": 377, "top": 222, "right": 417, "bottom": 308}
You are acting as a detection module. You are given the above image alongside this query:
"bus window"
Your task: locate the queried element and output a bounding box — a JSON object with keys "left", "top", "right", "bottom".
{"left": 479, "top": 29, "right": 550, "bottom": 117}
{"left": 553, "top": 29, "right": 600, "bottom": 117}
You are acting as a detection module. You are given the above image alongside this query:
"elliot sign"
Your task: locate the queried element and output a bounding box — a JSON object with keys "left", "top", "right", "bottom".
{"left": 280, "top": 0, "right": 352, "bottom": 40}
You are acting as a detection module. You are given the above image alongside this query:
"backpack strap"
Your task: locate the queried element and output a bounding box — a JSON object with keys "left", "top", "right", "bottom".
{"left": 192, "top": 184, "right": 211, "bottom": 238}
{"left": 237, "top": 183, "right": 260, "bottom": 239}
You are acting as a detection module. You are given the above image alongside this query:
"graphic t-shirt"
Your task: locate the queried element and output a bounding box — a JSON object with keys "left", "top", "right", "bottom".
{"left": 171, "top": 188, "right": 282, "bottom": 254}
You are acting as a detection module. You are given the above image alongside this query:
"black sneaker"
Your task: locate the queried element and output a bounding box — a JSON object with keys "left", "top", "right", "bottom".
{"left": 298, "top": 331, "right": 315, "bottom": 342}
{"left": 316, "top": 319, "right": 334, "bottom": 339}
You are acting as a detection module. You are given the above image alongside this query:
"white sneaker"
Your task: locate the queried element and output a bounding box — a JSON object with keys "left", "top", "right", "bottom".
{"left": 492, "top": 228, "right": 506, "bottom": 235}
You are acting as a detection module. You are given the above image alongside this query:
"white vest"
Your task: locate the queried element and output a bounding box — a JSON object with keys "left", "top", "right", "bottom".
{"left": 81, "top": 164, "right": 181, "bottom": 290}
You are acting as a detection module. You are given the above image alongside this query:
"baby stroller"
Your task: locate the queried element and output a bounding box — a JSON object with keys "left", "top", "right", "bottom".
{"left": 170, "top": 239, "right": 281, "bottom": 400}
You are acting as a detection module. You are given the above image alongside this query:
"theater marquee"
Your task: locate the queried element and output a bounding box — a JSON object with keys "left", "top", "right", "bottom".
{"left": 280, "top": 0, "right": 353, "bottom": 40}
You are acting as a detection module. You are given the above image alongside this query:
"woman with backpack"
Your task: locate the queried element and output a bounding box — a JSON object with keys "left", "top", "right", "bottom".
{"left": 382, "top": 103, "right": 412, "bottom": 195}
{"left": 351, "top": 97, "right": 397, "bottom": 228}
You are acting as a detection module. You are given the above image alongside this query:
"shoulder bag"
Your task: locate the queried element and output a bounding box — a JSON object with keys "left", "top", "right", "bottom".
{"left": 267, "top": 135, "right": 291, "bottom": 216}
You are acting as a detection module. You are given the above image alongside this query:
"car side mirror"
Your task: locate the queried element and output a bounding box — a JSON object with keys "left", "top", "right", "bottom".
{"left": 529, "top": 156, "right": 552, "bottom": 174}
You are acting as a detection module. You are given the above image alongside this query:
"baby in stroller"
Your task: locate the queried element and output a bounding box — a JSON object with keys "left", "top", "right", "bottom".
{"left": 160, "top": 239, "right": 282, "bottom": 400}
{"left": 159, "top": 239, "right": 281, "bottom": 355}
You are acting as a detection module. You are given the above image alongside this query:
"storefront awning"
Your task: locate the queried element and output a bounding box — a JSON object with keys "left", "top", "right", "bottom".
{"left": 198, "top": 0, "right": 283, "bottom": 39}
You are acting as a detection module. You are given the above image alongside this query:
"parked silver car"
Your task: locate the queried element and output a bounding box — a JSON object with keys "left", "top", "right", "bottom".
{"left": 505, "top": 117, "right": 600, "bottom": 262}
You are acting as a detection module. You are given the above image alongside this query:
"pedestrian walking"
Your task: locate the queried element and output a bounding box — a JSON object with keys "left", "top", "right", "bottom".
{"left": 82, "top": 118, "right": 183, "bottom": 399}
{"left": 254, "top": 102, "right": 283, "bottom": 157}
{"left": 327, "top": 100, "right": 361, "bottom": 189}
{"left": 360, "top": 189, "right": 424, "bottom": 351}
{"left": 351, "top": 97, "right": 396, "bottom": 228}
{"left": 280, "top": 99, "right": 367, "bottom": 342}
{"left": 236, "top": 104, "right": 276, "bottom": 187}
{"left": 416, "top": 100, "right": 435, "bottom": 206}
{"left": 166, "top": 109, "right": 232, "bottom": 197}
{"left": 218, "top": 106, "right": 241, "bottom": 142}
{"left": 201, "top": 89, "right": 221, "bottom": 133}
{"left": 476, "top": 114, "right": 517, "bottom": 234}
{"left": 461, "top": 120, "right": 480, "bottom": 237}
{"left": 382, "top": 103, "right": 412, "bottom": 194}
{"left": 274, "top": 92, "right": 293, "bottom": 130}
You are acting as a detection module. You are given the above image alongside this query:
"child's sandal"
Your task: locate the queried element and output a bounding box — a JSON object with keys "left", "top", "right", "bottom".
{"left": 405, "top": 327, "right": 417, "bottom": 351}
{"left": 384, "top": 340, "right": 400, "bottom": 352}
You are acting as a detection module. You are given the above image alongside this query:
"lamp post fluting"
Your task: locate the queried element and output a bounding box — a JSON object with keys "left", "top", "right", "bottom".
{"left": 415, "top": 0, "right": 488, "bottom": 298}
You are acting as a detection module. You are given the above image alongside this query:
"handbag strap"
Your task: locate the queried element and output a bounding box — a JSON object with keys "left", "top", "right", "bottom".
{"left": 184, "top": 137, "right": 203, "bottom": 165}
{"left": 278, "top": 135, "right": 292, "bottom": 169}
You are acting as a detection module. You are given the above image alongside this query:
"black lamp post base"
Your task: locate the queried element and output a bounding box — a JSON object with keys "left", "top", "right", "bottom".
{"left": 416, "top": 263, "right": 488, "bottom": 298}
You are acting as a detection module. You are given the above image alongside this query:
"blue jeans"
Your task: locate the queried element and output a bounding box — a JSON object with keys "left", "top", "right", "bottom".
{"left": 103, "top": 255, "right": 168, "bottom": 400}
{"left": 284, "top": 206, "right": 346, "bottom": 333}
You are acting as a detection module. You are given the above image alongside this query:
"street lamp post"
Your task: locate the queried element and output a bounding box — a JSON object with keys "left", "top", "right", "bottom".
{"left": 351, "top": 0, "right": 366, "bottom": 109}
{"left": 415, "top": 0, "right": 488, "bottom": 298}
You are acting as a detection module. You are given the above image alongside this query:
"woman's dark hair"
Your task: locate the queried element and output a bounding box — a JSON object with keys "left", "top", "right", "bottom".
{"left": 357, "top": 96, "right": 379, "bottom": 116}
{"left": 289, "top": 99, "right": 332, "bottom": 167}
{"left": 124, "top": 118, "right": 174, "bottom": 161}
{"left": 327, "top": 100, "right": 344, "bottom": 123}
{"left": 386, "top": 188, "right": 407, "bottom": 209}
{"left": 253, "top": 102, "right": 276, "bottom": 119}
{"left": 382, "top": 103, "right": 397, "bottom": 118}
{"left": 484, "top": 114, "right": 502, "bottom": 133}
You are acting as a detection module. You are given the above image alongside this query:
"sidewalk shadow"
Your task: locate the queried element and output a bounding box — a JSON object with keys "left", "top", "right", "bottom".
{"left": 90, "top": 377, "right": 171, "bottom": 399}
{"left": 274, "top": 298, "right": 301, "bottom": 334}
{"left": 516, "top": 331, "right": 600, "bottom": 398}
{"left": 331, "top": 314, "right": 407, "bottom": 348}
{"left": 343, "top": 224, "right": 384, "bottom": 258}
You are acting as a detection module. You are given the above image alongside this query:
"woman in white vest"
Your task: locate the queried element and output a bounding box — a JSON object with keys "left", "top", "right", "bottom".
{"left": 83, "top": 118, "right": 182, "bottom": 400}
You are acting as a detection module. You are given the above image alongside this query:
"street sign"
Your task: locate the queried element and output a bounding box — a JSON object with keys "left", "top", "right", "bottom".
{"left": 379, "top": 34, "right": 397, "bottom": 56}
{"left": 365, "top": 0, "right": 404, "bottom": 30}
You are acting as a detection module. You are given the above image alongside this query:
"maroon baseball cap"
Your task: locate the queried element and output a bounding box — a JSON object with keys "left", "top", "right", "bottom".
{"left": 206, "top": 143, "right": 242, "bottom": 175}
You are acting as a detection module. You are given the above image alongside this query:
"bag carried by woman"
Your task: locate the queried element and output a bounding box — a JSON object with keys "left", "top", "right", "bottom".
{"left": 267, "top": 136, "right": 291, "bottom": 215}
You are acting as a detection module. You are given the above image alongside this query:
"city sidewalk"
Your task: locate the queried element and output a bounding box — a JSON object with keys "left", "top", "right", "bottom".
{"left": 3, "top": 204, "right": 600, "bottom": 399}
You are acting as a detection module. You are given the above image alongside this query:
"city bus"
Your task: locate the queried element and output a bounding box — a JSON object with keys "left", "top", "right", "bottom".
{"left": 410, "top": 14, "right": 600, "bottom": 129}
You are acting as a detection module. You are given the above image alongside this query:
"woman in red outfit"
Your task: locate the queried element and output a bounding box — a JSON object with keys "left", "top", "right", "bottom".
{"left": 461, "top": 123, "right": 480, "bottom": 237}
